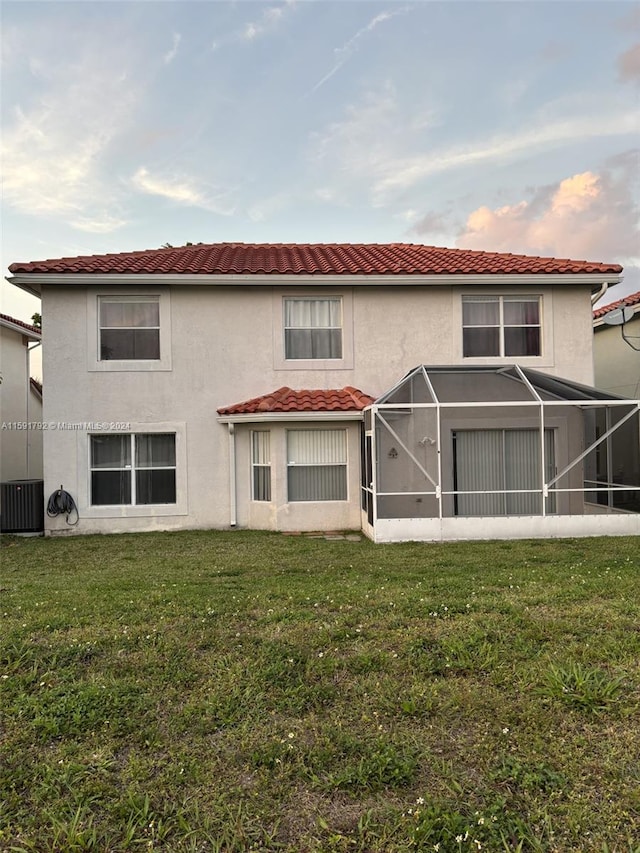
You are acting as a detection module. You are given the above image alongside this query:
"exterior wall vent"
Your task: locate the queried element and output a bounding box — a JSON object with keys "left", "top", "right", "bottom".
{"left": 0, "top": 480, "right": 45, "bottom": 534}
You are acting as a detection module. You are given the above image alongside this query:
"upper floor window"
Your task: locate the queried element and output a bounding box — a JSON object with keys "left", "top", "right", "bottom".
{"left": 90, "top": 433, "right": 176, "bottom": 505}
{"left": 99, "top": 297, "right": 160, "bottom": 361}
{"left": 462, "top": 296, "right": 541, "bottom": 357}
{"left": 284, "top": 297, "right": 342, "bottom": 360}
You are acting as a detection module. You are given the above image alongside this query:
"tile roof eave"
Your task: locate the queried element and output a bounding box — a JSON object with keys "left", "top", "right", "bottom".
{"left": 0, "top": 313, "right": 41, "bottom": 339}
{"left": 593, "top": 290, "right": 640, "bottom": 325}
{"left": 217, "top": 411, "right": 366, "bottom": 424}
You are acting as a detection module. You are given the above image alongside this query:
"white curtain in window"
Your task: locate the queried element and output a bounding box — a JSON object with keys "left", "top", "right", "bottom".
{"left": 90, "top": 435, "right": 131, "bottom": 505}
{"left": 288, "top": 430, "right": 346, "bottom": 464}
{"left": 284, "top": 299, "right": 340, "bottom": 329}
{"left": 462, "top": 297, "right": 499, "bottom": 326}
{"left": 503, "top": 299, "right": 539, "bottom": 326}
{"left": 252, "top": 432, "right": 270, "bottom": 465}
{"left": 505, "top": 430, "right": 541, "bottom": 514}
{"left": 136, "top": 434, "right": 176, "bottom": 468}
{"left": 91, "top": 435, "right": 130, "bottom": 468}
{"left": 455, "top": 429, "right": 555, "bottom": 516}
{"left": 252, "top": 432, "right": 271, "bottom": 501}
{"left": 455, "top": 430, "right": 504, "bottom": 516}
{"left": 287, "top": 430, "right": 347, "bottom": 501}
{"left": 100, "top": 300, "right": 159, "bottom": 328}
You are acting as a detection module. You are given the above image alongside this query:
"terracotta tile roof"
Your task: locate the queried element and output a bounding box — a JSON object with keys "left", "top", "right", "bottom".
{"left": 218, "top": 386, "right": 375, "bottom": 416}
{"left": 8, "top": 242, "right": 623, "bottom": 276}
{"left": 0, "top": 312, "right": 41, "bottom": 336}
{"left": 593, "top": 290, "right": 640, "bottom": 319}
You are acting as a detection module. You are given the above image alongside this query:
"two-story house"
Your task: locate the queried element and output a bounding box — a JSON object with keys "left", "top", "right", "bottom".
{"left": 7, "top": 242, "right": 640, "bottom": 540}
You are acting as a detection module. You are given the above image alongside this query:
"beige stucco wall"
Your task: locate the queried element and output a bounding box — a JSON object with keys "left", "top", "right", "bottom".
{"left": 0, "top": 326, "right": 43, "bottom": 481}
{"left": 593, "top": 317, "right": 640, "bottom": 398}
{"left": 40, "top": 281, "right": 597, "bottom": 534}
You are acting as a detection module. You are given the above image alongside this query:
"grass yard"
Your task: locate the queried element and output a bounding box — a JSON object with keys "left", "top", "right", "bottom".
{"left": 1, "top": 530, "right": 639, "bottom": 852}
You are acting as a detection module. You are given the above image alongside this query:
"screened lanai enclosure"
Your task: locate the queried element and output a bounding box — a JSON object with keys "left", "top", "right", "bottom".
{"left": 361, "top": 366, "right": 640, "bottom": 542}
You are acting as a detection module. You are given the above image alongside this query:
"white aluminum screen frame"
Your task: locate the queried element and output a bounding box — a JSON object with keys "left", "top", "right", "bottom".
{"left": 363, "top": 365, "right": 640, "bottom": 528}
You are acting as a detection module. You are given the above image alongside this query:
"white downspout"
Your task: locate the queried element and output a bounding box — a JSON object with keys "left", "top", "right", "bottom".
{"left": 591, "top": 282, "right": 609, "bottom": 306}
{"left": 26, "top": 341, "right": 42, "bottom": 478}
{"left": 228, "top": 422, "right": 237, "bottom": 528}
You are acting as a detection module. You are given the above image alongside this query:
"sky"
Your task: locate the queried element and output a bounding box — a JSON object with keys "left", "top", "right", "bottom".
{"left": 2, "top": 0, "right": 639, "bottom": 325}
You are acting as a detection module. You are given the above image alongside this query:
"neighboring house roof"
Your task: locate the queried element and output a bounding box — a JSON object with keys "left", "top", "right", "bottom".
{"left": 8, "top": 242, "right": 623, "bottom": 277}
{"left": 30, "top": 378, "right": 43, "bottom": 399}
{"left": 218, "top": 386, "right": 375, "bottom": 416}
{"left": 593, "top": 290, "right": 640, "bottom": 322}
{"left": 0, "top": 312, "right": 41, "bottom": 340}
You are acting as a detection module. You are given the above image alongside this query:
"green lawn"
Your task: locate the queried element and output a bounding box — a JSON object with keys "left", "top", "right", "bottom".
{"left": 1, "top": 530, "right": 639, "bottom": 852}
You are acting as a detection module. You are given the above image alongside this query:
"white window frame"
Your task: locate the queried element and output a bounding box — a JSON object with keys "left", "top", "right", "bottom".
{"left": 283, "top": 296, "right": 343, "bottom": 361}
{"left": 286, "top": 428, "right": 348, "bottom": 502}
{"left": 273, "top": 289, "right": 354, "bottom": 370}
{"left": 251, "top": 431, "right": 271, "bottom": 502}
{"left": 76, "top": 422, "right": 188, "bottom": 518}
{"left": 87, "top": 287, "right": 172, "bottom": 372}
{"left": 462, "top": 295, "right": 541, "bottom": 358}
{"left": 89, "top": 433, "right": 177, "bottom": 507}
{"left": 98, "top": 296, "right": 160, "bottom": 362}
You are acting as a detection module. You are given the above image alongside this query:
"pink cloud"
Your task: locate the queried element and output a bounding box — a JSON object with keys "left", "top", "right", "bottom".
{"left": 618, "top": 43, "right": 640, "bottom": 82}
{"left": 456, "top": 161, "right": 639, "bottom": 263}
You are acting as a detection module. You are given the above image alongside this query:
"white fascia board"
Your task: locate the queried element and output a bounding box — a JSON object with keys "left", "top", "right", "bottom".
{"left": 7, "top": 272, "right": 623, "bottom": 292}
{"left": 217, "top": 411, "right": 365, "bottom": 424}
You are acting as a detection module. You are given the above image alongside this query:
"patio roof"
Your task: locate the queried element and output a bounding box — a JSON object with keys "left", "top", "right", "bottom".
{"left": 372, "top": 365, "right": 633, "bottom": 407}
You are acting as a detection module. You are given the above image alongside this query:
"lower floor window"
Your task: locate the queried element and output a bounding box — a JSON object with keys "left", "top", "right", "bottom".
{"left": 287, "top": 429, "right": 347, "bottom": 501}
{"left": 251, "top": 431, "right": 271, "bottom": 501}
{"left": 90, "top": 433, "right": 176, "bottom": 505}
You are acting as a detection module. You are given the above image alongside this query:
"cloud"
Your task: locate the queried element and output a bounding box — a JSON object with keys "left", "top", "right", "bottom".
{"left": 210, "top": 2, "right": 295, "bottom": 52}
{"left": 310, "top": 80, "right": 639, "bottom": 212}
{"left": 241, "top": 1, "right": 295, "bottom": 42}
{"left": 456, "top": 160, "right": 640, "bottom": 264}
{"left": 616, "top": 6, "right": 640, "bottom": 32}
{"left": 540, "top": 40, "right": 571, "bottom": 62}
{"left": 411, "top": 210, "right": 454, "bottom": 236}
{"left": 71, "top": 214, "right": 129, "bottom": 234}
{"left": 163, "top": 33, "right": 181, "bottom": 65}
{"left": 308, "top": 7, "right": 410, "bottom": 95}
{"left": 310, "top": 81, "right": 439, "bottom": 207}
{"left": 2, "top": 50, "right": 137, "bottom": 233}
{"left": 131, "top": 166, "right": 235, "bottom": 215}
{"left": 373, "top": 111, "right": 640, "bottom": 198}
{"left": 618, "top": 43, "right": 640, "bottom": 83}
